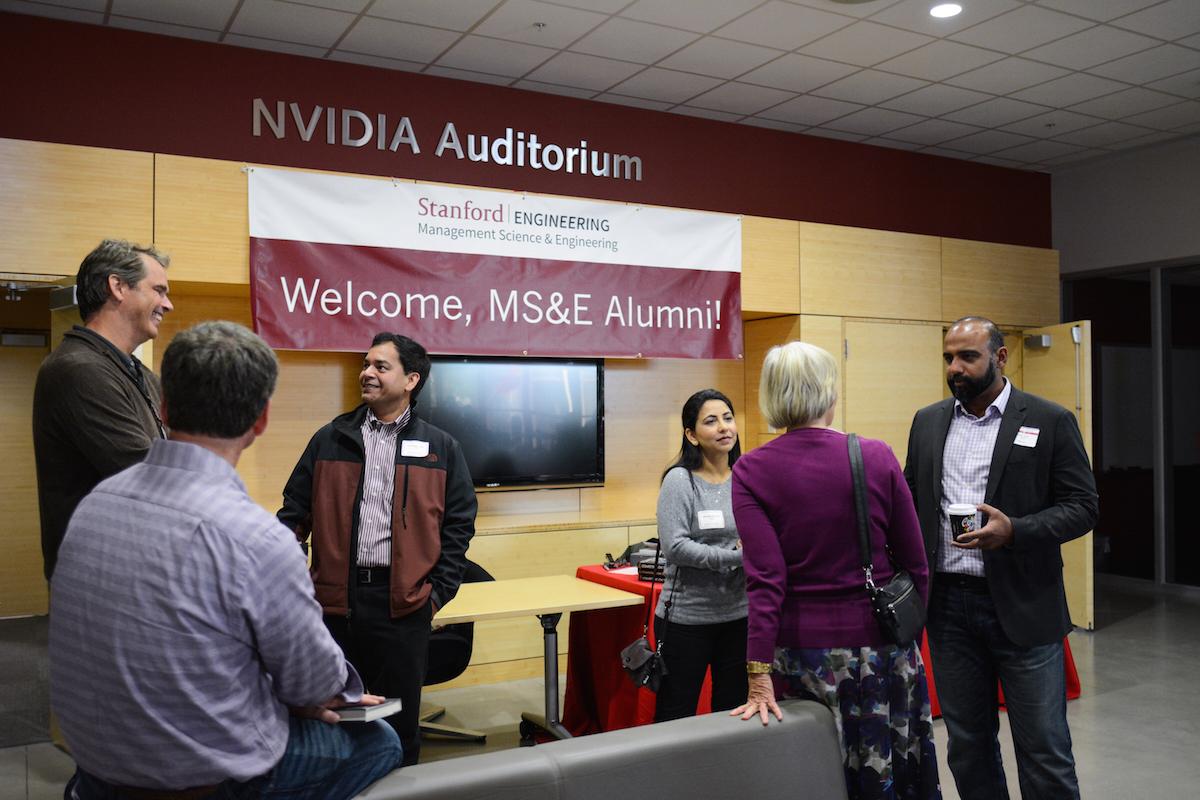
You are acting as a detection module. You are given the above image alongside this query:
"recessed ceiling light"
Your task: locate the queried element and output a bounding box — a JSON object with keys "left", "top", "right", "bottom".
{"left": 930, "top": 3, "right": 963, "bottom": 18}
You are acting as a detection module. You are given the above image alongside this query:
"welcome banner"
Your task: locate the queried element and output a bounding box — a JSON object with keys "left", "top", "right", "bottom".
{"left": 248, "top": 168, "right": 742, "bottom": 359}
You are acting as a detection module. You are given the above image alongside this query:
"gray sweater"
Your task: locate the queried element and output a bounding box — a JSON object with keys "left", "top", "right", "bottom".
{"left": 653, "top": 467, "right": 747, "bottom": 625}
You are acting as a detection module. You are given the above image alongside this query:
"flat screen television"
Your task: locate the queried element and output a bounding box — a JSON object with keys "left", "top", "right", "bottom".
{"left": 422, "top": 356, "right": 604, "bottom": 488}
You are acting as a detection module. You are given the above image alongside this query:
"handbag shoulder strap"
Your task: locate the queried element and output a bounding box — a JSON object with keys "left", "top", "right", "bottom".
{"left": 847, "top": 434, "right": 874, "bottom": 576}
{"left": 642, "top": 539, "right": 661, "bottom": 636}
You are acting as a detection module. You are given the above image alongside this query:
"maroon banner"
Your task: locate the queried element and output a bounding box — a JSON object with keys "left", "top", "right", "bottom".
{"left": 250, "top": 239, "right": 742, "bottom": 360}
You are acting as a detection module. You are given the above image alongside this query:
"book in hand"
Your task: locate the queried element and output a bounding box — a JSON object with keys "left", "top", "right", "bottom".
{"left": 336, "top": 698, "right": 403, "bottom": 723}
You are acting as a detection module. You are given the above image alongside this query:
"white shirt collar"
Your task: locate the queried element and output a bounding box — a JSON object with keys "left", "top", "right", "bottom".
{"left": 954, "top": 377, "right": 1011, "bottom": 420}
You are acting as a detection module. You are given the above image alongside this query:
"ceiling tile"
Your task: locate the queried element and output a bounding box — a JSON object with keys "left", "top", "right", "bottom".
{"left": 1041, "top": 147, "right": 1110, "bottom": 166}
{"left": 714, "top": 1, "right": 853, "bottom": 51}
{"left": 224, "top": 33, "right": 328, "bottom": 56}
{"left": 862, "top": 137, "right": 925, "bottom": 152}
{"left": 973, "top": 154, "right": 1032, "bottom": 168}
{"left": 570, "top": 18, "right": 699, "bottom": 65}
{"left": 658, "top": 37, "right": 782, "bottom": 79}
{"left": 525, "top": 51, "right": 644, "bottom": 91}
{"left": 881, "top": 84, "right": 992, "bottom": 116}
{"left": 868, "top": 0, "right": 1023, "bottom": 37}
{"left": 1122, "top": 100, "right": 1200, "bottom": 129}
{"left": 1179, "top": 33, "right": 1200, "bottom": 48}
{"left": 424, "top": 65, "right": 515, "bottom": 86}
{"left": 1110, "top": 0, "right": 1200, "bottom": 41}
{"left": 367, "top": 0, "right": 498, "bottom": 31}
{"left": 688, "top": 82, "right": 796, "bottom": 115}
{"left": 551, "top": 0, "right": 628, "bottom": 12}
{"left": 230, "top": 0, "right": 354, "bottom": 48}
{"left": 289, "top": 0, "right": 369, "bottom": 11}
{"left": 944, "top": 56, "right": 1070, "bottom": 95}
{"left": 672, "top": 106, "right": 743, "bottom": 122}
{"left": 1034, "top": 0, "right": 1162, "bottom": 22}
{"left": 512, "top": 79, "right": 597, "bottom": 99}
{"left": 109, "top": 16, "right": 222, "bottom": 41}
{"left": 803, "top": 128, "right": 870, "bottom": 143}
{"left": 594, "top": 93, "right": 673, "bottom": 111}
{"left": 741, "top": 117, "right": 807, "bottom": 132}
{"left": 999, "top": 109, "right": 1103, "bottom": 137}
{"left": 798, "top": 21, "right": 933, "bottom": 68}
{"left": 0, "top": 0, "right": 103, "bottom": 19}
{"left": 435, "top": 34, "right": 557, "bottom": 77}
{"left": 949, "top": 5, "right": 1094, "bottom": 54}
{"left": 339, "top": 18, "right": 460, "bottom": 62}
{"left": 620, "top": 0, "right": 763, "bottom": 34}
{"left": 943, "top": 96, "right": 1051, "bottom": 127}
{"left": 824, "top": 107, "right": 926, "bottom": 136}
{"left": 919, "top": 145, "right": 980, "bottom": 160}
{"left": 1146, "top": 67, "right": 1200, "bottom": 99}
{"left": 1069, "top": 87, "right": 1182, "bottom": 119}
{"left": 991, "top": 138, "right": 1086, "bottom": 162}
{"left": 739, "top": 53, "right": 859, "bottom": 93}
{"left": 789, "top": 0, "right": 896, "bottom": 19}
{"left": 474, "top": 0, "right": 606, "bottom": 48}
{"left": 811, "top": 70, "right": 927, "bottom": 106}
{"left": 759, "top": 94, "right": 864, "bottom": 126}
{"left": 326, "top": 50, "right": 425, "bottom": 71}
{"left": 1117, "top": 130, "right": 1186, "bottom": 148}
{"left": 1011, "top": 72, "right": 1128, "bottom": 106}
{"left": 941, "top": 129, "right": 1039, "bottom": 154}
{"left": 1090, "top": 44, "right": 1200, "bottom": 84}
{"left": 607, "top": 67, "right": 724, "bottom": 103}
{"left": 886, "top": 118, "right": 984, "bottom": 145}
{"left": 875, "top": 40, "right": 1005, "bottom": 82}
{"left": 113, "top": 0, "right": 237, "bottom": 29}
{"left": 1021, "top": 25, "right": 1159, "bottom": 70}
{"left": 1053, "top": 120, "right": 1158, "bottom": 145}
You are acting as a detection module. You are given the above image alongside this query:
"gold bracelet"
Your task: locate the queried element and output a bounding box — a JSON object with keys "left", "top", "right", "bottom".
{"left": 746, "top": 660, "right": 772, "bottom": 674}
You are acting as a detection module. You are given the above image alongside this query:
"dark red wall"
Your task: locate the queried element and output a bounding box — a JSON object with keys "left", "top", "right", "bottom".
{"left": 0, "top": 12, "right": 1050, "bottom": 247}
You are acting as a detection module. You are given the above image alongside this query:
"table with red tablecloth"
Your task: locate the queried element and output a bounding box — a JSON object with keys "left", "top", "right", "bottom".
{"left": 562, "top": 564, "right": 1081, "bottom": 734}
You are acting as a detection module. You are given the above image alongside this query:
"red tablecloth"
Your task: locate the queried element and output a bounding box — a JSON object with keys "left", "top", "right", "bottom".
{"left": 563, "top": 564, "right": 1081, "bottom": 733}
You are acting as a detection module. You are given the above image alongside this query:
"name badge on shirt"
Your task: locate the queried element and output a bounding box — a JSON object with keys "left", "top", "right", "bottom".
{"left": 697, "top": 510, "right": 725, "bottom": 530}
{"left": 401, "top": 439, "right": 430, "bottom": 458}
{"left": 1014, "top": 426, "right": 1040, "bottom": 448}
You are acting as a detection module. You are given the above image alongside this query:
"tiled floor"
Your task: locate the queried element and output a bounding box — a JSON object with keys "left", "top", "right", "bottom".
{"left": 3, "top": 575, "right": 1199, "bottom": 799}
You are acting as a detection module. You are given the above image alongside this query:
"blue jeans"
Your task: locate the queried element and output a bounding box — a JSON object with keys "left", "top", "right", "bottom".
{"left": 926, "top": 581, "right": 1079, "bottom": 800}
{"left": 68, "top": 717, "right": 401, "bottom": 800}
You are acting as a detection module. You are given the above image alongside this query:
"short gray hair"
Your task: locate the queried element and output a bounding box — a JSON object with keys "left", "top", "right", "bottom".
{"left": 759, "top": 341, "right": 839, "bottom": 430}
{"left": 76, "top": 239, "right": 170, "bottom": 322}
{"left": 161, "top": 322, "right": 278, "bottom": 438}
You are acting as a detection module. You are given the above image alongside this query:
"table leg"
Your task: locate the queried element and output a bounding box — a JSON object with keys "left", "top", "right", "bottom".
{"left": 519, "top": 612, "right": 572, "bottom": 744}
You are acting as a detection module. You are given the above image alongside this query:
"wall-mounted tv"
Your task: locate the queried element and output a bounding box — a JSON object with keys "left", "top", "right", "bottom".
{"left": 422, "top": 356, "right": 604, "bottom": 489}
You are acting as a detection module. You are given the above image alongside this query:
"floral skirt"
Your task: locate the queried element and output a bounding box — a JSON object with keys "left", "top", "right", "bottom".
{"left": 775, "top": 644, "right": 942, "bottom": 800}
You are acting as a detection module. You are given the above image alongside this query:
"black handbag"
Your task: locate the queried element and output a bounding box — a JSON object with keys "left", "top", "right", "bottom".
{"left": 848, "top": 433, "right": 926, "bottom": 646}
{"left": 620, "top": 540, "right": 674, "bottom": 692}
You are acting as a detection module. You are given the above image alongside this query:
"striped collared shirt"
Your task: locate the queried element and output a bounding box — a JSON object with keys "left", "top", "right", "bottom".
{"left": 357, "top": 405, "right": 411, "bottom": 568}
{"left": 939, "top": 378, "right": 1012, "bottom": 576}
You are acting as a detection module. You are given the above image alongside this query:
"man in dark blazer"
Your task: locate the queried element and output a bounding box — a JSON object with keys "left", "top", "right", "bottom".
{"left": 904, "top": 316, "right": 1098, "bottom": 800}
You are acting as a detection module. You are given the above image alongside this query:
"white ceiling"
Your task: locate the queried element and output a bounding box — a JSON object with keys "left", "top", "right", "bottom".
{"left": 5, "top": 0, "right": 1200, "bottom": 171}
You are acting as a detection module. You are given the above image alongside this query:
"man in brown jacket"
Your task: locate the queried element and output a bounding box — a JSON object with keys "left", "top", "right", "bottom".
{"left": 279, "top": 332, "right": 476, "bottom": 766}
{"left": 33, "top": 239, "right": 174, "bottom": 579}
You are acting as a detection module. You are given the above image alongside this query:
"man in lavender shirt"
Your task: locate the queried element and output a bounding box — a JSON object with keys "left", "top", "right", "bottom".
{"left": 50, "top": 322, "right": 401, "bottom": 799}
{"left": 904, "top": 317, "right": 1098, "bottom": 800}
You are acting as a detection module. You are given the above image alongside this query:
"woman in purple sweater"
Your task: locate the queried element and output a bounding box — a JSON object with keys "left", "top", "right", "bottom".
{"left": 731, "top": 342, "right": 941, "bottom": 800}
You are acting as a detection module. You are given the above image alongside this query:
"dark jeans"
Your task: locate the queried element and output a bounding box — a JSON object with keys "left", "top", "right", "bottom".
{"left": 926, "top": 580, "right": 1079, "bottom": 800}
{"left": 325, "top": 583, "right": 432, "bottom": 767}
{"left": 67, "top": 716, "right": 401, "bottom": 800}
{"left": 652, "top": 615, "right": 747, "bottom": 722}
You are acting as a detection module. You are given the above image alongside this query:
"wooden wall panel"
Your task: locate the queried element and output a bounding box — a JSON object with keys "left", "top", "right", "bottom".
{"left": 0, "top": 139, "right": 153, "bottom": 276}
{"left": 0, "top": 347, "right": 50, "bottom": 616}
{"left": 843, "top": 321, "right": 943, "bottom": 460}
{"left": 800, "top": 223, "right": 941, "bottom": 321}
{"left": 154, "top": 155, "right": 250, "bottom": 284}
{"left": 800, "top": 315, "right": 846, "bottom": 432}
{"left": 942, "top": 238, "right": 1059, "bottom": 327}
{"left": 741, "top": 216, "right": 799, "bottom": 315}
{"left": 743, "top": 316, "right": 802, "bottom": 437}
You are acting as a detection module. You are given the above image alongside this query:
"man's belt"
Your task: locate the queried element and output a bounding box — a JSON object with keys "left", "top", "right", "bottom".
{"left": 356, "top": 566, "right": 390, "bottom": 585}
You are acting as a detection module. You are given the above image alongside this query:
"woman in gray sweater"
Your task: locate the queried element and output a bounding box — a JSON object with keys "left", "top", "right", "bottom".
{"left": 653, "top": 388, "right": 748, "bottom": 722}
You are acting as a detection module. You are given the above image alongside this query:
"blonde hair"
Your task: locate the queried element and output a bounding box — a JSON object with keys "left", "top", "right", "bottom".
{"left": 758, "top": 341, "right": 839, "bottom": 430}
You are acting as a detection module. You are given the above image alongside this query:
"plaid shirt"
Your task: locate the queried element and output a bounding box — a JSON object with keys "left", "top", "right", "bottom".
{"left": 939, "top": 379, "right": 1012, "bottom": 576}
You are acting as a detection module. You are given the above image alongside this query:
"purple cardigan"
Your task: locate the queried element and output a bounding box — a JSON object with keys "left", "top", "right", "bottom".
{"left": 732, "top": 427, "right": 929, "bottom": 662}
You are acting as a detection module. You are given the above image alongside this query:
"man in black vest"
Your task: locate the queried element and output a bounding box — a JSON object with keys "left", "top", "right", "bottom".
{"left": 33, "top": 239, "right": 174, "bottom": 579}
{"left": 904, "top": 316, "right": 1098, "bottom": 800}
